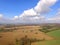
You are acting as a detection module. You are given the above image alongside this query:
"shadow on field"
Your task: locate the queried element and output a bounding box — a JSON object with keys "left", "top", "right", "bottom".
{"left": 15, "top": 35, "right": 45, "bottom": 45}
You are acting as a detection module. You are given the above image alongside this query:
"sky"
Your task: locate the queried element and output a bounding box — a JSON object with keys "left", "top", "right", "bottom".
{"left": 0, "top": 0, "right": 60, "bottom": 24}
{"left": 0, "top": 0, "right": 39, "bottom": 18}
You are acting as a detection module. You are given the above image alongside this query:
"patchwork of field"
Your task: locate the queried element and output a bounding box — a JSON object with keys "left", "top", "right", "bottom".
{"left": 0, "top": 25, "right": 60, "bottom": 45}
{"left": 32, "top": 30, "right": 60, "bottom": 45}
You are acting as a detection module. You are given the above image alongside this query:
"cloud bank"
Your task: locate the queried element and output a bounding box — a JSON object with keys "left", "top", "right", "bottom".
{"left": 0, "top": 0, "right": 58, "bottom": 24}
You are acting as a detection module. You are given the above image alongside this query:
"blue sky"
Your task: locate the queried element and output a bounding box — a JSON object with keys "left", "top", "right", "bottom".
{"left": 0, "top": 0, "right": 39, "bottom": 18}
{"left": 0, "top": 0, "right": 59, "bottom": 18}
{"left": 0, "top": 0, "right": 60, "bottom": 24}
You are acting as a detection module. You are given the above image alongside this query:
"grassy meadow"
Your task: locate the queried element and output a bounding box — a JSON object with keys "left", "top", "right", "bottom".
{"left": 34, "top": 30, "right": 60, "bottom": 45}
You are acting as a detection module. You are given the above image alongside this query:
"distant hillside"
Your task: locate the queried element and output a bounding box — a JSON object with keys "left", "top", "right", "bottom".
{"left": 0, "top": 23, "right": 60, "bottom": 26}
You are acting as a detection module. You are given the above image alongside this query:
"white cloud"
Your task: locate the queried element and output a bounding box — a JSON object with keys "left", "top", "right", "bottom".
{"left": 34, "top": 0, "right": 57, "bottom": 13}
{"left": 0, "top": 14, "right": 3, "bottom": 19}
{"left": 17, "top": 0, "right": 57, "bottom": 23}
{"left": 41, "top": 0, "right": 57, "bottom": 6}
{"left": 19, "top": 8, "right": 44, "bottom": 22}
{"left": 20, "top": 8, "right": 37, "bottom": 17}
{"left": 13, "top": 16, "right": 19, "bottom": 20}
{"left": 0, "top": 0, "right": 58, "bottom": 24}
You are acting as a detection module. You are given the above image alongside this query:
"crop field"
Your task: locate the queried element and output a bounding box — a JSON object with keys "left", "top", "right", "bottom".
{"left": 0, "top": 25, "right": 60, "bottom": 45}
{"left": 32, "top": 30, "right": 60, "bottom": 45}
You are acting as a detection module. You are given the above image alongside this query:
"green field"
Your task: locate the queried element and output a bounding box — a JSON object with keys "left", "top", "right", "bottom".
{"left": 36, "top": 30, "right": 60, "bottom": 45}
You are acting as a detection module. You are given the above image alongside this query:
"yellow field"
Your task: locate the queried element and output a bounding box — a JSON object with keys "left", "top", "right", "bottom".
{"left": 0, "top": 26, "right": 54, "bottom": 45}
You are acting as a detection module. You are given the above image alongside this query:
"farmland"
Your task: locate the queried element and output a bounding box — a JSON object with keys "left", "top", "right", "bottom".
{"left": 33, "top": 30, "right": 60, "bottom": 45}
{"left": 0, "top": 24, "right": 60, "bottom": 45}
